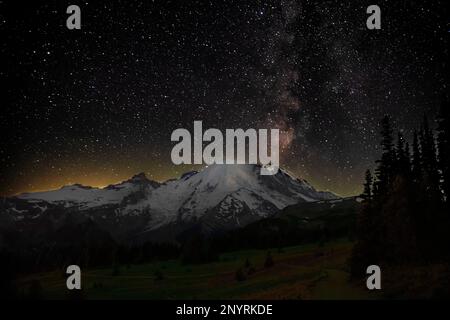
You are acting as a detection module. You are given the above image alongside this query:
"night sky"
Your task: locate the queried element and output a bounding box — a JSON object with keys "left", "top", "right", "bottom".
{"left": 0, "top": 0, "right": 448, "bottom": 196}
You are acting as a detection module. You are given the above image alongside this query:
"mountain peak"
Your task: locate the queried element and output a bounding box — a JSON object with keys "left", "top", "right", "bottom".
{"left": 61, "top": 183, "right": 93, "bottom": 190}
{"left": 130, "top": 172, "right": 148, "bottom": 181}
{"left": 126, "top": 172, "right": 161, "bottom": 189}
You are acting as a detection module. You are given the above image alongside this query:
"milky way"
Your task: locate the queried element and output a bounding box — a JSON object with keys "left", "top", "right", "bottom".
{"left": 0, "top": 0, "right": 447, "bottom": 196}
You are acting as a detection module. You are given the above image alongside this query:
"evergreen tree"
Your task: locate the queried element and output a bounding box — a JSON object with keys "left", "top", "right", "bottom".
{"left": 235, "top": 267, "right": 246, "bottom": 282}
{"left": 419, "top": 115, "right": 440, "bottom": 199}
{"left": 437, "top": 101, "right": 450, "bottom": 202}
{"left": 352, "top": 113, "right": 450, "bottom": 281}
{"left": 264, "top": 251, "right": 274, "bottom": 268}
{"left": 411, "top": 130, "right": 422, "bottom": 181}
{"left": 351, "top": 175, "right": 379, "bottom": 277}
{"left": 395, "top": 132, "right": 410, "bottom": 175}
{"left": 374, "top": 115, "right": 395, "bottom": 195}
{"left": 362, "top": 169, "right": 373, "bottom": 201}
{"left": 405, "top": 142, "right": 411, "bottom": 173}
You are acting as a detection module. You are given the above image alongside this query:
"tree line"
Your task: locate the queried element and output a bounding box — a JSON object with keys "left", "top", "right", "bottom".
{"left": 351, "top": 102, "right": 450, "bottom": 277}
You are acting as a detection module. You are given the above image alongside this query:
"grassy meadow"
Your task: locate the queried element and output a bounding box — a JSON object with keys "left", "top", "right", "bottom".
{"left": 16, "top": 239, "right": 378, "bottom": 300}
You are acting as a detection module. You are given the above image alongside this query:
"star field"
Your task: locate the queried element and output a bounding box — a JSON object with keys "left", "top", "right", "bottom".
{"left": 0, "top": 0, "right": 447, "bottom": 196}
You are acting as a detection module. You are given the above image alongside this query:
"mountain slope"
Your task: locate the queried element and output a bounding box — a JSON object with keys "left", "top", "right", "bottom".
{"left": 2, "top": 164, "right": 339, "bottom": 243}
{"left": 17, "top": 173, "right": 159, "bottom": 210}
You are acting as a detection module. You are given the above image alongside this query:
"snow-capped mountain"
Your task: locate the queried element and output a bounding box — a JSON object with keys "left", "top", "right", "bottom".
{"left": 2, "top": 164, "right": 338, "bottom": 242}
{"left": 17, "top": 172, "right": 160, "bottom": 209}
{"left": 143, "top": 164, "right": 336, "bottom": 232}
